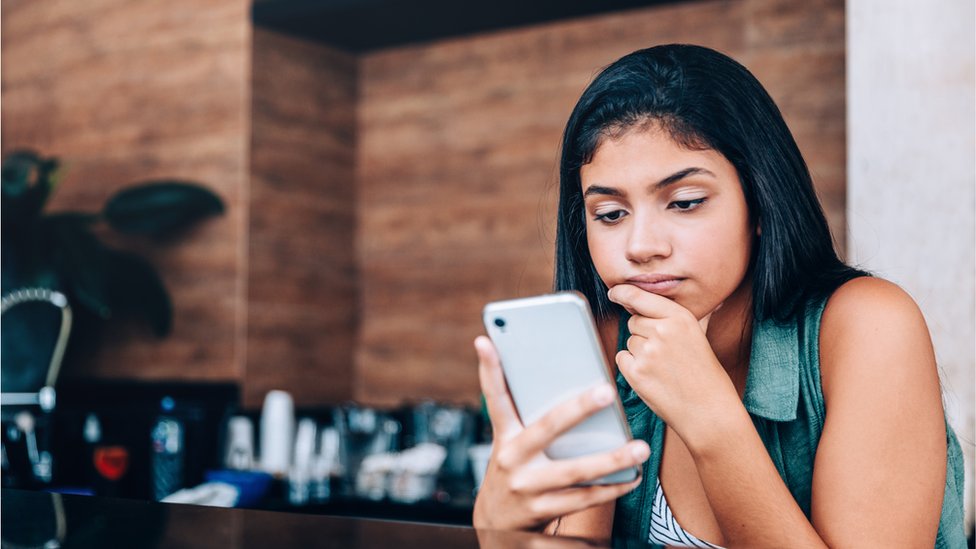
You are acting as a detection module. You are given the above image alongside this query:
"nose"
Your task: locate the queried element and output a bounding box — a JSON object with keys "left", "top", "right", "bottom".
{"left": 625, "top": 215, "right": 672, "bottom": 264}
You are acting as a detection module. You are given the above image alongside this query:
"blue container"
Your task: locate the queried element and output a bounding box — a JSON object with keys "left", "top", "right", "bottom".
{"left": 204, "top": 470, "right": 273, "bottom": 507}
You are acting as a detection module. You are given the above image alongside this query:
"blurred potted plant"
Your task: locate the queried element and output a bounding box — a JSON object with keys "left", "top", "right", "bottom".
{"left": 1, "top": 150, "right": 225, "bottom": 375}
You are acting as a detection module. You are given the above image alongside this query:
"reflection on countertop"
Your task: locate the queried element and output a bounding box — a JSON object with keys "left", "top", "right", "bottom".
{"left": 1, "top": 488, "right": 610, "bottom": 549}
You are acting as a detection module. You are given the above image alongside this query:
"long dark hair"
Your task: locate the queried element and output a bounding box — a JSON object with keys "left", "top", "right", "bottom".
{"left": 554, "top": 44, "right": 867, "bottom": 322}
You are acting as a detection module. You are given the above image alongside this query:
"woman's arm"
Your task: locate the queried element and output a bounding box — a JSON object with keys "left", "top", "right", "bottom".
{"left": 610, "top": 284, "right": 827, "bottom": 546}
{"left": 691, "top": 278, "right": 945, "bottom": 546}
{"left": 810, "top": 277, "right": 945, "bottom": 546}
{"left": 682, "top": 401, "right": 826, "bottom": 547}
{"left": 608, "top": 279, "right": 948, "bottom": 547}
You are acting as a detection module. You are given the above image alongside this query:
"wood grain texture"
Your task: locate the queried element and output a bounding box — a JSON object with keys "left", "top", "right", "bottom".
{"left": 356, "top": 0, "right": 847, "bottom": 406}
{"left": 247, "top": 28, "right": 358, "bottom": 408}
{"left": 3, "top": 0, "right": 847, "bottom": 410}
{"left": 2, "top": 0, "right": 250, "bottom": 382}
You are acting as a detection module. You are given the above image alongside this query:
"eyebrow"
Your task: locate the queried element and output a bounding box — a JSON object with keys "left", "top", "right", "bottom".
{"left": 583, "top": 167, "right": 716, "bottom": 198}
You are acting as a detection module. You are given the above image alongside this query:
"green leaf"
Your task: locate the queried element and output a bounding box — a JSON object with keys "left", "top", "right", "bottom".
{"left": 2, "top": 151, "right": 62, "bottom": 225}
{"left": 42, "top": 211, "right": 98, "bottom": 226}
{"left": 1, "top": 227, "right": 61, "bottom": 295}
{"left": 43, "top": 214, "right": 112, "bottom": 319}
{"left": 1, "top": 150, "right": 41, "bottom": 196}
{"left": 103, "top": 182, "right": 224, "bottom": 236}
{"left": 104, "top": 249, "right": 172, "bottom": 337}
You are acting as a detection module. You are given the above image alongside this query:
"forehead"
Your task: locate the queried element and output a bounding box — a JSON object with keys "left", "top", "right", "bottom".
{"left": 580, "top": 127, "right": 733, "bottom": 187}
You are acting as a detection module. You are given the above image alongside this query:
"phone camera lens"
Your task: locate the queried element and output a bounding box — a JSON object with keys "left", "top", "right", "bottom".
{"left": 493, "top": 318, "right": 506, "bottom": 328}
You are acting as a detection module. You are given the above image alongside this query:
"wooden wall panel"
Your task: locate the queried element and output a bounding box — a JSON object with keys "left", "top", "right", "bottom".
{"left": 2, "top": 0, "right": 250, "bottom": 381}
{"left": 356, "top": 0, "right": 847, "bottom": 406}
{"left": 247, "top": 29, "right": 358, "bottom": 408}
{"left": 3, "top": 0, "right": 846, "bottom": 410}
{"left": 740, "top": 0, "right": 848, "bottom": 252}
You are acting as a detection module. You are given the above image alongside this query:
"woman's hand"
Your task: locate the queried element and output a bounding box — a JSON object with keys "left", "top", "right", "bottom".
{"left": 607, "top": 284, "right": 741, "bottom": 444}
{"left": 471, "top": 336, "right": 650, "bottom": 532}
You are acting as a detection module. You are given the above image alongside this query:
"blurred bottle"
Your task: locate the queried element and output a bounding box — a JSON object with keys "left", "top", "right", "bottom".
{"left": 2, "top": 421, "right": 29, "bottom": 488}
{"left": 310, "top": 427, "right": 339, "bottom": 503}
{"left": 223, "top": 416, "right": 255, "bottom": 471}
{"left": 334, "top": 405, "right": 400, "bottom": 496}
{"left": 1, "top": 439, "right": 9, "bottom": 482}
{"left": 412, "top": 402, "right": 475, "bottom": 479}
{"left": 287, "top": 418, "right": 317, "bottom": 506}
{"left": 85, "top": 413, "right": 129, "bottom": 497}
{"left": 83, "top": 413, "right": 100, "bottom": 488}
{"left": 150, "top": 396, "right": 184, "bottom": 501}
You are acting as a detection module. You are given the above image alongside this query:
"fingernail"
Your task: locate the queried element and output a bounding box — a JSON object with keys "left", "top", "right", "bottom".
{"left": 474, "top": 336, "right": 492, "bottom": 352}
{"left": 591, "top": 384, "right": 615, "bottom": 405}
{"left": 631, "top": 441, "right": 650, "bottom": 461}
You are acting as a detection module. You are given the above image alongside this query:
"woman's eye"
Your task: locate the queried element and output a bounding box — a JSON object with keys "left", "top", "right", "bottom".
{"left": 594, "top": 209, "right": 627, "bottom": 223}
{"left": 669, "top": 198, "right": 706, "bottom": 211}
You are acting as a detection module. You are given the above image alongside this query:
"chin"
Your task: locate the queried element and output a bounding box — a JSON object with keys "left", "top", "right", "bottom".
{"left": 679, "top": 297, "right": 720, "bottom": 320}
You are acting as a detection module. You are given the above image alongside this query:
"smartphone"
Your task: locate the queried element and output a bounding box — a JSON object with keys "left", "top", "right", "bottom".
{"left": 482, "top": 291, "right": 639, "bottom": 485}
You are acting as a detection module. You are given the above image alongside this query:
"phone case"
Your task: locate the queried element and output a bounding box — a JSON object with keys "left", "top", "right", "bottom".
{"left": 483, "top": 292, "right": 639, "bottom": 485}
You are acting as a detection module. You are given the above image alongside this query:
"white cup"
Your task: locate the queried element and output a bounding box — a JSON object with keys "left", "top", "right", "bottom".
{"left": 260, "top": 390, "right": 295, "bottom": 476}
{"left": 224, "top": 416, "right": 255, "bottom": 470}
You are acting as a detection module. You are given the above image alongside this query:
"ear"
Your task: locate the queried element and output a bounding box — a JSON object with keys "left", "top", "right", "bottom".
{"left": 755, "top": 223, "right": 762, "bottom": 237}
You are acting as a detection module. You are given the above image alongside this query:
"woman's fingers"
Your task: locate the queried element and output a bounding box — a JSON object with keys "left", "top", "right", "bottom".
{"left": 475, "top": 336, "right": 521, "bottom": 436}
{"left": 508, "top": 383, "right": 617, "bottom": 462}
{"left": 608, "top": 284, "right": 683, "bottom": 319}
{"left": 623, "top": 295, "right": 721, "bottom": 336}
{"left": 526, "top": 477, "right": 643, "bottom": 522}
{"left": 510, "top": 440, "right": 650, "bottom": 493}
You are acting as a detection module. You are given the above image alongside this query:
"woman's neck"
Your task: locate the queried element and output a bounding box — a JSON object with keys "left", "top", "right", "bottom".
{"left": 705, "top": 280, "right": 754, "bottom": 394}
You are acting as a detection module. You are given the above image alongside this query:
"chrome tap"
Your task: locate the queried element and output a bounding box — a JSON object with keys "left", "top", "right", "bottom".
{"left": 1, "top": 287, "right": 73, "bottom": 412}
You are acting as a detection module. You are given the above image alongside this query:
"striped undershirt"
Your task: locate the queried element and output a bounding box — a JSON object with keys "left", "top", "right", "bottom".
{"left": 648, "top": 479, "right": 724, "bottom": 548}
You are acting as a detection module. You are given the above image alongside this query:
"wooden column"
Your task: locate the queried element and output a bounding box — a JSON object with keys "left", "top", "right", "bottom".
{"left": 247, "top": 28, "right": 358, "bottom": 407}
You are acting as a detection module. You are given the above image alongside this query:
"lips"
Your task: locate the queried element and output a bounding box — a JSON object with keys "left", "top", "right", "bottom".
{"left": 624, "top": 274, "right": 685, "bottom": 295}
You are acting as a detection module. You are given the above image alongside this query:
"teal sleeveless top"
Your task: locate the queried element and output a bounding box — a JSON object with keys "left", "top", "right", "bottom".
{"left": 611, "top": 296, "right": 967, "bottom": 548}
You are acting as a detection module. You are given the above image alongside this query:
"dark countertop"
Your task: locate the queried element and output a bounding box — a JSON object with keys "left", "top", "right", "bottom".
{"left": 1, "top": 488, "right": 625, "bottom": 548}
{"left": 255, "top": 491, "right": 476, "bottom": 526}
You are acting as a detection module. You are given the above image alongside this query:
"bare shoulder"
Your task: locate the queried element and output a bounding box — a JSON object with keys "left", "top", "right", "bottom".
{"left": 822, "top": 276, "right": 924, "bottom": 324}
{"left": 818, "top": 277, "right": 938, "bottom": 401}
{"left": 811, "top": 284, "right": 947, "bottom": 546}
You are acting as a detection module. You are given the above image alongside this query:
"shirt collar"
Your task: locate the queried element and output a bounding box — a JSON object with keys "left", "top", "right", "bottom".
{"left": 742, "top": 315, "right": 800, "bottom": 422}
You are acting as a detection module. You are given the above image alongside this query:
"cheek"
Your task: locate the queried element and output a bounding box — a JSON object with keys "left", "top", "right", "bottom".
{"left": 586, "top": 233, "right": 606, "bottom": 273}
{"left": 679, "top": 245, "right": 749, "bottom": 319}
{"left": 586, "top": 227, "right": 617, "bottom": 282}
{"left": 686, "top": 216, "right": 753, "bottom": 294}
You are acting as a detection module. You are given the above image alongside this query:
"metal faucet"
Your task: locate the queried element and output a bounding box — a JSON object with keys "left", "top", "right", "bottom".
{"left": 1, "top": 288, "right": 73, "bottom": 412}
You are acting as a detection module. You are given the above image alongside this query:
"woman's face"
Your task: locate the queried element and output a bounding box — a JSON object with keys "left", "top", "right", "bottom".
{"left": 580, "top": 126, "right": 755, "bottom": 320}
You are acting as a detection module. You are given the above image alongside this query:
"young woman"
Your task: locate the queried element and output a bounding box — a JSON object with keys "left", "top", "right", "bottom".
{"left": 471, "top": 45, "right": 966, "bottom": 548}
